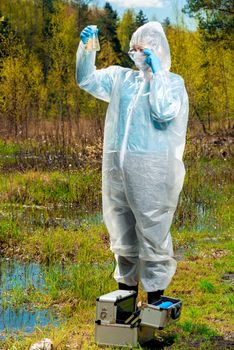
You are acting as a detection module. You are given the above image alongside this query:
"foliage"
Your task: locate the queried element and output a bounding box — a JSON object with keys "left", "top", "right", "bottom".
{"left": 0, "top": 0, "right": 233, "bottom": 141}
{"left": 167, "top": 26, "right": 233, "bottom": 133}
{"left": 98, "top": 2, "right": 123, "bottom": 65}
{"left": 183, "top": 0, "right": 234, "bottom": 47}
{"left": 117, "top": 9, "right": 136, "bottom": 53}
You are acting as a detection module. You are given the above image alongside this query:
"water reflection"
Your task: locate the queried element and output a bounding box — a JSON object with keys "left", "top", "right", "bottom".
{"left": 0, "top": 260, "right": 58, "bottom": 337}
{"left": 0, "top": 308, "right": 57, "bottom": 336}
{"left": 0, "top": 204, "right": 103, "bottom": 231}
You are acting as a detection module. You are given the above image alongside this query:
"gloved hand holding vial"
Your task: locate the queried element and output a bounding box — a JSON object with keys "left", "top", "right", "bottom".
{"left": 80, "top": 25, "right": 100, "bottom": 51}
{"left": 76, "top": 22, "right": 189, "bottom": 304}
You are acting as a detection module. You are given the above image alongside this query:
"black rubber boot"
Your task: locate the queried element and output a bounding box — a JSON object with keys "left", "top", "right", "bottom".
{"left": 147, "top": 290, "right": 164, "bottom": 304}
{"left": 118, "top": 282, "right": 138, "bottom": 296}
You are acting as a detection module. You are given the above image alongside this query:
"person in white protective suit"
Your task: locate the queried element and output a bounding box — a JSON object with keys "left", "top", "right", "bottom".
{"left": 76, "top": 22, "right": 189, "bottom": 304}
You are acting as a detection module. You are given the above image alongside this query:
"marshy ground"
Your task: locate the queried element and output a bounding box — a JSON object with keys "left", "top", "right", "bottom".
{"left": 0, "top": 138, "right": 233, "bottom": 349}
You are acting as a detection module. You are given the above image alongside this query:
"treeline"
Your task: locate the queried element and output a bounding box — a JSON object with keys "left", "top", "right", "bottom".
{"left": 0, "top": 0, "right": 233, "bottom": 145}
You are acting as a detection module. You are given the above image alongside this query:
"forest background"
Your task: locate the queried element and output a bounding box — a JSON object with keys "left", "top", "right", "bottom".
{"left": 0, "top": 0, "right": 233, "bottom": 154}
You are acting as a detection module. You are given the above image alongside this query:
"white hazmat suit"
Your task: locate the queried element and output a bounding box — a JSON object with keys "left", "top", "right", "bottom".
{"left": 76, "top": 22, "right": 189, "bottom": 292}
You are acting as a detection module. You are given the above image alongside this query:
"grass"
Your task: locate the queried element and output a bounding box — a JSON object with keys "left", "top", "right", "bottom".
{"left": 0, "top": 137, "right": 103, "bottom": 171}
{"left": 0, "top": 238, "right": 233, "bottom": 349}
{"left": 0, "top": 222, "right": 110, "bottom": 264}
{"left": 0, "top": 226, "right": 233, "bottom": 349}
{"left": 0, "top": 169, "right": 102, "bottom": 209}
{"left": 0, "top": 139, "right": 21, "bottom": 156}
{"left": 0, "top": 139, "right": 233, "bottom": 349}
{"left": 199, "top": 280, "right": 216, "bottom": 293}
{"left": 0, "top": 158, "right": 233, "bottom": 235}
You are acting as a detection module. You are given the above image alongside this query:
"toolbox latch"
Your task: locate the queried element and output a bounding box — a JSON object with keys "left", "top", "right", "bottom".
{"left": 170, "top": 305, "right": 181, "bottom": 320}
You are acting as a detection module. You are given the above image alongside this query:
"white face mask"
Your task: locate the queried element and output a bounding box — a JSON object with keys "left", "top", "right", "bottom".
{"left": 132, "top": 51, "right": 149, "bottom": 71}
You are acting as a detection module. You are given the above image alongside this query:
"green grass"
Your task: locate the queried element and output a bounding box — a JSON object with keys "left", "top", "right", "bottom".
{"left": 0, "top": 169, "right": 101, "bottom": 209}
{"left": 0, "top": 140, "right": 21, "bottom": 156}
{"left": 0, "top": 218, "right": 22, "bottom": 242}
{"left": 199, "top": 280, "right": 216, "bottom": 293}
{"left": 179, "top": 321, "right": 217, "bottom": 338}
{"left": 0, "top": 229, "right": 233, "bottom": 349}
{"left": 0, "top": 154, "right": 233, "bottom": 349}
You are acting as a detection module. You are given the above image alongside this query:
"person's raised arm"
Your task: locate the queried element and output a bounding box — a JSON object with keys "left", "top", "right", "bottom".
{"left": 76, "top": 25, "right": 120, "bottom": 103}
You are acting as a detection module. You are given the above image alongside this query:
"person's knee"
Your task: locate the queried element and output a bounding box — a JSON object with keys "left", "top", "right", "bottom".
{"left": 114, "top": 255, "right": 139, "bottom": 286}
{"left": 140, "top": 258, "right": 177, "bottom": 291}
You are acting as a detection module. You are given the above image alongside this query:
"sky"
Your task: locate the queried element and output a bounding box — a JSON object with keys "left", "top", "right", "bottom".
{"left": 92, "top": 0, "right": 197, "bottom": 31}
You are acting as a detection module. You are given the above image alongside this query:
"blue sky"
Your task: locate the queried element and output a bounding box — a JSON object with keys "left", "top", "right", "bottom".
{"left": 92, "top": 0, "right": 197, "bottom": 30}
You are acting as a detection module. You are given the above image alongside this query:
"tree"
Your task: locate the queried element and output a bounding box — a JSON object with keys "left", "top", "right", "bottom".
{"left": 162, "top": 17, "right": 171, "bottom": 31}
{"left": 182, "top": 0, "right": 233, "bottom": 132}
{"left": 135, "top": 10, "right": 148, "bottom": 27}
{"left": 93, "top": 2, "right": 122, "bottom": 65}
{"left": 0, "top": 0, "right": 232, "bottom": 139}
{"left": 41, "top": 0, "right": 54, "bottom": 37}
{"left": 47, "top": 1, "right": 78, "bottom": 145}
{"left": 0, "top": 45, "right": 46, "bottom": 138}
{"left": 182, "top": 0, "right": 234, "bottom": 46}
{"left": 71, "top": 0, "right": 90, "bottom": 32}
{"left": 0, "top": 12, "right": 11, "bottom": 60}
{"left": 103, "top": 2, "right": 122, "bottom": 54}
{"left": 117, "top": 9, "right": 136, "bottom": 53}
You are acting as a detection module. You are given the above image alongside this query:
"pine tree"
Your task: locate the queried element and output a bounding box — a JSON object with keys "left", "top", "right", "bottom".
{"left": 0, "top": 11, "right": 11, "bottom": 60}
{"left": 95, "top": 2, "right": 122, "bottom": 65}
{"left": 72, "top": 0, "right": 89, "bottom": 32}
{"left": 41, "top": 0, "right": 54, "bottom": 37}
{"left": 103, "top": 2, "right": 122, "bottom": 54}
{"left": 162, "top": 17, "right": 171, "bottom": 30}
{"left": 135, "top": 10, "right": 148, "bottom": 27}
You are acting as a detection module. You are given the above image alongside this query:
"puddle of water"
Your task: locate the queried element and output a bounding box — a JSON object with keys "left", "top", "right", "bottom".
{"left": 195, "top": 204, "right": 223, "bottom": 233}
{"left": 0, "top": 259, "right": 59, "bottom": 337}
{"left": 1, "top": 260, "right": 44, "bottom": 290}
{"left": 222, "top": 272, "right": 234, "bottom": 286}
{"left": 0, "top": 258, "right": 113, "bottom": 337}
{"left": 175, "top": 247, "right": 186, "bottom": 262}
{"left": 0, "top": 204, "right": 103, "bottom": 231}
{"left": 0, "top": 202, "right": 221, "bottom": 235}
{"left": 177, "top": 203, "right": 220, "bottom": 233}
{"left": 0, "top": 308, "right": 57, "bottom": 336}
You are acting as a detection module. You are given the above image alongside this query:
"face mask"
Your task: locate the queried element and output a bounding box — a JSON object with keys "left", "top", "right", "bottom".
{"left": 132, "top": 51, "right": 149, "bottom": 71}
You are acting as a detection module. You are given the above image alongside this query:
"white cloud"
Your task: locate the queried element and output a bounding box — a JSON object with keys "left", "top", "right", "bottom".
{"left": 107, "top": 0, "right": 169, "bottom": 8}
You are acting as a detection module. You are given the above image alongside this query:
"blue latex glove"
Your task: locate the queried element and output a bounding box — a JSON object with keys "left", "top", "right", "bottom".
{"left": 80, "top": 25, "right": 99, "bottom": 45}
{"left": 143, "top": 48, "right": 162, "bottom": 73}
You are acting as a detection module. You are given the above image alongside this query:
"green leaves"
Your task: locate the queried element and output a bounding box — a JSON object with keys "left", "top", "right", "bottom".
{"left": 182, "top": 0, "right": 234, "bottom": 45}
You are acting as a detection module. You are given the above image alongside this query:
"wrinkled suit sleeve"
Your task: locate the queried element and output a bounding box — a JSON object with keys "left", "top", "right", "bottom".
{"left": 149, "top": 70, "right": 185, "bottom": 122}
{"left": 76, "top": 41, "right": 119, "bottom": 103}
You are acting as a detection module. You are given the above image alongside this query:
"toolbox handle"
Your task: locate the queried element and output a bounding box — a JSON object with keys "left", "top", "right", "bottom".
{"left": 170, "top": 305, "right": 181, "bottom": 320}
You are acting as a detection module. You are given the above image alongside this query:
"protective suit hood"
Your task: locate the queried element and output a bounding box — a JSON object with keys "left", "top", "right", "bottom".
{"left": 129, "top": 21, "right": 171, "bottom": 71}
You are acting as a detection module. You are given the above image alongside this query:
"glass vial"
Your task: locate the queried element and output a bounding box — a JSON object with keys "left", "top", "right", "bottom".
{"left": 86, "top": 25, "right": 100, "bottom": 52}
